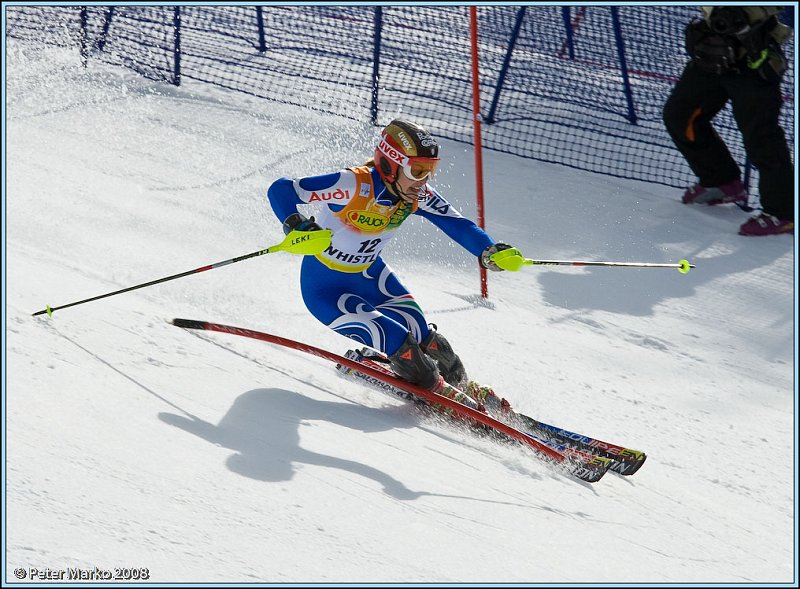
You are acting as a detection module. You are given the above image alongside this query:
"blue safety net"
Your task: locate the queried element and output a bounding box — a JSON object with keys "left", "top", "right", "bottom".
{"left": 7, "top": 5, "right": 795, "bottom": 201}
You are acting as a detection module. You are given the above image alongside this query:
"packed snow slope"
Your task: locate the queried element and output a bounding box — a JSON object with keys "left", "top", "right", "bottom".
{"left": 5, "top": 42, "right": 797, "bottom": 584}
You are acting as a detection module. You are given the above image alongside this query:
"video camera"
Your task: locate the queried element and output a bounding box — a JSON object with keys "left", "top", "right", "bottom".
{"left": 707, "top": 7, "right": 749, "bottom": 36}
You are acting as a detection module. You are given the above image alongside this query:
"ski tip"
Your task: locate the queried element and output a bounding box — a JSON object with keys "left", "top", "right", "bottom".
{"left": 171, "top": 318, "right": 206, "bottom": 330}
{"left": 610, "top": 452, "right": 647, "bottom": 476}
{"left": 569, "top": 456, "right": 612, "bottom": 483}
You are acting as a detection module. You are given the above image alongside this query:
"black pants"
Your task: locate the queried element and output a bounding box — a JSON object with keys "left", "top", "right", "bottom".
{"left": 663, "top": 61, "right": 794, "bottom": 220}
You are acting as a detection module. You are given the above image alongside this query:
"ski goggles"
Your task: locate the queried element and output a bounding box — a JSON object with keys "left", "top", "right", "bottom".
{"left": 377, "top": 137, "right": 440, "bottom": 181}
{"left": 402, "top": 157, "right": 440, "bottom": 181}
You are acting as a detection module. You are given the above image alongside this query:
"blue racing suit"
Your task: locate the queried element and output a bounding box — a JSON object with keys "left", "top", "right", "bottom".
{"left": 267, "top": 165, "right": 495, "bottom": 356}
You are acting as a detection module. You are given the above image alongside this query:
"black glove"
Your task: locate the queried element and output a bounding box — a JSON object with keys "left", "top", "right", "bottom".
{"left": 283, "top": 212, "right": 323, "bottom": 236}
{"left": 479, "top": 242, "right": 513, "bottom": 272}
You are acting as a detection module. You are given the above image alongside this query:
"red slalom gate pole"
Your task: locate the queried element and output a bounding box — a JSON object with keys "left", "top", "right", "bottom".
{"left": 469, "top": 6, "right": 488, "bottom": 299}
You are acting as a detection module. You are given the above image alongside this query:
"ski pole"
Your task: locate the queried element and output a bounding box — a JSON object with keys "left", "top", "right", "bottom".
{"left": 489, "top": 248, "right": 694, "bottom": 274}
{"left": 32, "top": 229, "right": 332, "bottom": 317}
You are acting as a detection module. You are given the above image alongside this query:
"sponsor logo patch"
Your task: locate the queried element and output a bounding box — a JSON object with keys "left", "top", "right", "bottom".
{"left": 387, "top": 201, "right": 413, "bottom": 228}
{"left": 308, "top": 189, "right": 351, "bottom": 202}
{"left": 348, "top": 210, "right": 388, "bottom": 232}
{"left": 416, "top": 131, "right": 436, "bottom": 148}
{"left": 378, "top": 138, "right": 406, "bottom": 165}
{"left": 396, "top": 130, "right": 415, "bottom": 152}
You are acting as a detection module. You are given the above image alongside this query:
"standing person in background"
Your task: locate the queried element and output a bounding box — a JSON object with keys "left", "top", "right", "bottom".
{"left": 663, "top": 6, "right": 794, "bottom": 236}
{"left": 267, "top": 119, "right": 519, "bottom": 412}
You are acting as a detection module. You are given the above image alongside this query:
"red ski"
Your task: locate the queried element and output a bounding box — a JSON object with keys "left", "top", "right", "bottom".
{"left": 342, "top": 350, "right": 646, "bottom": 476}
{"left": 170, "top": 318, "right": 611, "bottom": 483}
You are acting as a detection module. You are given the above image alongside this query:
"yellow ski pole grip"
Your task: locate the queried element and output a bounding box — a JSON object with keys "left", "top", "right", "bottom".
{"left": 489, "top": 247, "right": 526, "bottom": 272}
{"left": 270, "top": 229, "right": 333, "bottom": 255}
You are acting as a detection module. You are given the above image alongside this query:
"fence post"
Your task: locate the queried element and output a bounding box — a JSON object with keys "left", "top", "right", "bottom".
{"left": 97, "top": 7, "right": 115, "bottom": 52}
{"left": 371, "top": 7, "right": 383, "bottom": 125}
{"left": 743, "top": 157, "right": 752, "bottom": 193}
{"left": 610, "top": 7, "right": 637, "bottom": 124}
{"left": 255, "top": 6, "right": 266, "bottom": 53}
{"left": 172, "top": 6, "right": 181, "bottom": 86}
{"left": 561, "top": 7, "right": 575, "bottom": 59}
{"left": 79, "top": 6, "right": 88, "bottom": 67}
{"left": 485, "top": 6, "right": 526, "bottom": 125}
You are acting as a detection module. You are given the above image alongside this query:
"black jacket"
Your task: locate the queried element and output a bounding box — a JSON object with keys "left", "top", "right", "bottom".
{"left": 686, "top": 6, "right": 792, "bottom": 79}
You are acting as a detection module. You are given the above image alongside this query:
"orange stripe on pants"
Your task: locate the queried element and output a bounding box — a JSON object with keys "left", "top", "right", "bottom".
{"left": 685, "top": 107, "right": 702, "bottom": 142}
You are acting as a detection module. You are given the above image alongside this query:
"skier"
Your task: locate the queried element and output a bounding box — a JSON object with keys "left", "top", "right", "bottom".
{"left": 267, "top": 119, "right": 519, "bottom": 411}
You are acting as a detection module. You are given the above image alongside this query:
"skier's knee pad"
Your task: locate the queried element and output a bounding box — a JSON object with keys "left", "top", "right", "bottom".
{"left": 421, "top": 325, "right": 467, "bottom": 387}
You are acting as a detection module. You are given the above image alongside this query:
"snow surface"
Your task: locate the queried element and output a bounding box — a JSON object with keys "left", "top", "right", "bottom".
{"left": 4, "top": 41, "right": 797, "bottom": 585}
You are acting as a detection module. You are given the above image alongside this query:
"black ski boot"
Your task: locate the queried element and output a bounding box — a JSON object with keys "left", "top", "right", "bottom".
{"left": 388, "top": 333, "right": 442, "bottom": 391}
{"left": 421, "top": 325, "right": 467, "bottom": 388}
